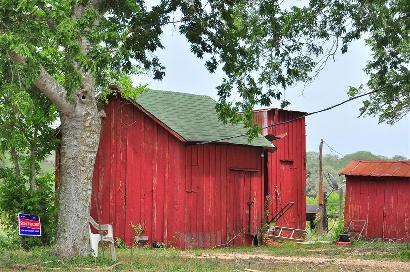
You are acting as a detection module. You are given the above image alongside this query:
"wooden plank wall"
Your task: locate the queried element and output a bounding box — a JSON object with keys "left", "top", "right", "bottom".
{"left": 91, "top": 97, "right": 186, "bottom": 247}
{"left": 253, "top": 109, "right": 306, "bottom": 230}
{"left": 185, "top": 144, "right": 264, "bottom": 248}
{"left": 91, "top": 97, "right": 265, "bottom": 248}
{"left": 345, "top": 176, "right": 410, "bottom": 241}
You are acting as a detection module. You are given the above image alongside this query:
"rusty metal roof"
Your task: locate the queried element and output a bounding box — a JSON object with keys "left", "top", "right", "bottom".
{"left": 339, "top": 160, "right": 410, "bottom": 178}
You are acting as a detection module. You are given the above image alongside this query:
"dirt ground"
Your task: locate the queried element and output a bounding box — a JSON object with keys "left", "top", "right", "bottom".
{"left": 182, "top": 251, "right": 410, "bottom": 271}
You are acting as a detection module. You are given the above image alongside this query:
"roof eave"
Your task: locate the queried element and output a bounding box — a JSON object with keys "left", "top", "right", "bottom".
{"left": 189, "top": 141, "right": 275, "bottom": 150}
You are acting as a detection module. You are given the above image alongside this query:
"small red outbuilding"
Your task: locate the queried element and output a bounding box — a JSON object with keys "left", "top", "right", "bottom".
{"left": 340, "top": 160, "right": 410, "bottom": 241}
{"left": 89, "top": 90, "right": 274, "bottom": 248}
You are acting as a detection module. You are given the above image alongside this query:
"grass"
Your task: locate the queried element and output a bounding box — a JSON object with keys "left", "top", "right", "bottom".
{"left": 2, "top": 216, "right": 410, "bottom": 271}
{"left": 0, "top": 246, "right": 268, "bottom": 271}
{"left": 0, "top": 246, "right": 336, "bottom": 271}
{"left": 0, "top": 247, "right": 113, "bottom": 270}
{"left": 0, "top": 241, "right": 409, "bottom": 271}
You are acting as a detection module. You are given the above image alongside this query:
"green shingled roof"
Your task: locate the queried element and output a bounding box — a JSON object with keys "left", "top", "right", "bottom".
{"left": 131, "top": 89, "right": 273, "bottom": 148}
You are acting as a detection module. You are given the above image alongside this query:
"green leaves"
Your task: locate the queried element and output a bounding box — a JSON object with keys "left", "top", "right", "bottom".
{"left": 0, "top": 55, "right": 58, "bottom": 187}
{"left": 178, "top": 1, "right": 327, "bottom": 133}
{"left": 156, "top": 0, "right": 410, "bottom": 133}
{"left": 312, "top": 0, "right": 410, "bottom": 124}
{"left": 0, "top": 171, "right": 56, "bottom": 245}
{"left": 0, "top": 0, "right": 407, "bottom": 147}
{"left": 97, "top": 72, "right": 147, "bottom": 107}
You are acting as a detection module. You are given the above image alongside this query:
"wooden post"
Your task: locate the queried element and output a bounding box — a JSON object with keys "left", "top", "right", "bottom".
{"left": 317, "top": 139, "right": 325, "bottom": 234}
{"left": 339, "top": 187, "right": 344, "bottom": 219}
{"left": 323, "top": 192, "right": 328, "bottom": 231}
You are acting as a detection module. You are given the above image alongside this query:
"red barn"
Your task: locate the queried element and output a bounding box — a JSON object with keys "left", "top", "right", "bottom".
{"left": 253, "top": 109, "right": 306, "bottom": 230}
{"left": 89, "top": 90, "right": 274, "bottom": 248}
{"left": 340, "top": 160, "right": 410, "bottom": 241}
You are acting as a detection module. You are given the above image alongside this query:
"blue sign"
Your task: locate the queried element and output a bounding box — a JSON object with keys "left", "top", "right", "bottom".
{"left": 18, "top": 213, "right": 41, "bottom": 236}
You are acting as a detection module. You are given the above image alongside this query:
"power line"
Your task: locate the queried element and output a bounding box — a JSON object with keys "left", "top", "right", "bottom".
{"left": 323, "top": 140, "right": 344, "bottom": 157}
{"left": 198, "top": 90, "right": 378, "bottom": 145}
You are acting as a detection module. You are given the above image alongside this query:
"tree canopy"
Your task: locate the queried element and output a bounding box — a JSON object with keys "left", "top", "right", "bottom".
{"left": 1, "top": 1, "right": 407, "bottom": 132}
{"left": 322, "top": 0, "right": 410, "bottom": 124}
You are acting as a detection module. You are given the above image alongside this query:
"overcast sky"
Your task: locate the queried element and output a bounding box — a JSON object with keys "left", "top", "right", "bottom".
{"left": 135, "top": 25, "right": 410, "bottom": 158}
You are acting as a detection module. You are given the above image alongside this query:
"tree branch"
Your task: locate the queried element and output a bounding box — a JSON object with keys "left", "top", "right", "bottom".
{"left": 36, "top": 67, "right": 73, "bottom": 112}
{"left": 89, "top": 0, "right": 105, "bottom": 10}
{"left": 71, "top": 2, "right": 100, "bottom": 95}
{"left": 10, "top": 52, "right": 73, "bottom": 113}
{"left": 29, "top": 127, "right": 38, "bottom": 191}
{"left": 10, "top": 146, "right": 21, "bottom": 177}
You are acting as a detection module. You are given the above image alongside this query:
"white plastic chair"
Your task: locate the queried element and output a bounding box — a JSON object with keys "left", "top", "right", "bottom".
{"left": 89, "top": 216, "right": 117, "bottom": 261}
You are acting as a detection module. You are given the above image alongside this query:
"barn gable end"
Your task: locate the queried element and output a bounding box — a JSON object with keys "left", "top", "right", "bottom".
{"left": 91, "top": 96, "right": 187, "bottom": 247}
{"left": 90, "top": 91, "right": 272, "bottom": 248}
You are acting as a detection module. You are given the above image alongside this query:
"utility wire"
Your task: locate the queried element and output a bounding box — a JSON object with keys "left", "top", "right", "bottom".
{"left": 197, "top": 90, "right": 378, "bottom": 145}
{"left": 323, "top": 140, "right": 344, "bottom": 157}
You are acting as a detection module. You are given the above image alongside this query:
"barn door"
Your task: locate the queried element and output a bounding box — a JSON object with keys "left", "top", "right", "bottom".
{"left": 277, "top": 160, "right": 297, "bottom": 228}
{"left": 227, "top": 170, "right": 253, "bottom": 245}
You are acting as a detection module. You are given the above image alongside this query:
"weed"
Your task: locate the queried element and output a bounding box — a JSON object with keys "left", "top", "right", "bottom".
{"left": 331, "top": 219, "right": 346, "bottom": 241}
{"left": 130, "top": 223, "right": 149, "bottom": 247}
{"left": 131, "top": 223, "right": 144, "bottom": 237}
{"left": 400, "top": 248, "right": 410, "bottom": 261}
{"left": 306, "top": 218, "right": 347, "bottom": 242}
{"left": 115, "top": 238, "right": 126, "bottom": 248}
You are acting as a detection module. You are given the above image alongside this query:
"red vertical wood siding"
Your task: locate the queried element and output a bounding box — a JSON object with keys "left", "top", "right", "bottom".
{"left": 253, "top": 109, "right": 306, "bottom": 230}
{"left": 184, "top": 144, "right": 264, "bottom": 247}
{"left": 90, "top": 96, "right": 265, "bottom": 248}
{"left": 91, "top": 97, "right": 187, "bottom": 247}
{"left": 344, "top": 176, "right": 410, "bottom": 241}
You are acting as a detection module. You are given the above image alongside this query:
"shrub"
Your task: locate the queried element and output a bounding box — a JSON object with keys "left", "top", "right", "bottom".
{"left": 0, "top": 229, "right": 20, "bottom": 248}
{"left": 0, "top": 171, "right": 56, "bottom": 246}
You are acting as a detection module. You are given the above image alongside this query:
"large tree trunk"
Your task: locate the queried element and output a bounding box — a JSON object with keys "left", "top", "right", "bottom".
{"left": 54, "top": 93, "right": 102, "bottom": 257}
{"left": 10, "top": 2, "right": 105, "bottom": 257}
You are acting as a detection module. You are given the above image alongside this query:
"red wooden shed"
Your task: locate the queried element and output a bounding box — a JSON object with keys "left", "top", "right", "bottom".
{"left": 89, "top": 90, "right": 274, "bottom": 248}
{"left": 253, "top": 109, "right": 306, "bottom": 230}
{"left": 340, "top": 160, "right": 410, "bottom": 241}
